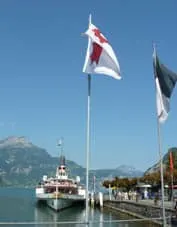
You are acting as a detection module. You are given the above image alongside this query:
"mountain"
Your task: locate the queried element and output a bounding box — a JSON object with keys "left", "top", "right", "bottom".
{"left": 144, "top": 147, "right": 177, "bottom": 175}
{"left": 115, "top": 165, "right": 143, "bottom": 177}
{"left": 0, "top": 136, "right": 143, "bottom": 187}
{"left": 90, "top": 165, "right": 142, "bottom": 180}
{"left": 0, "top": 136, "right": 83, "bottom": 186}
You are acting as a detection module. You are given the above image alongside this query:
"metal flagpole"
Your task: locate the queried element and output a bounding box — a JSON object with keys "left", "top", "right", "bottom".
{"left": 153, "top": 44, "right": 166, "bottom": 226}
{"left": 85, "top": 74, "right": 91, "bottom": 225}
{"left": 156, "top": 119, "right": 166, "bottom": 227}
{"left": 85, "top": 14, "right": 92, "bottom": 225}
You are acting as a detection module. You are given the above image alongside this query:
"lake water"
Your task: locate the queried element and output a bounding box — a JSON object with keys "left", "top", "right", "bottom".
{"left": 0, "top": 188, "right": 159, "bottom": 226}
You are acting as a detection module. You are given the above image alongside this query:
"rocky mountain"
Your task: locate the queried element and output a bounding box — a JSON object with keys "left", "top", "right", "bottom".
{"left": 0, "top": 136, "right": 143, "bottom": 187}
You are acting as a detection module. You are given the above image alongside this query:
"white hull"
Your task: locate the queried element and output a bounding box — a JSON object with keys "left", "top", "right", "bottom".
{"left": 46, "top": 198, "right": 74, "bottom": 211}
{"left": 36, "top": 192, "right": 85, "bottom": 211}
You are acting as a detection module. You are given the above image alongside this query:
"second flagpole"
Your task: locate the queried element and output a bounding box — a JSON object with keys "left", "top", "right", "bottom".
{"left": 156, "top": 118, "right": 166, "bottom": 227}
{"left": 153, "top": 45, "right": 166, "bottom": 226}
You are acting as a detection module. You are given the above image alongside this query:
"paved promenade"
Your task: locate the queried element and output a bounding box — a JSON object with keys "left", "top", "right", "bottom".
{"left": 137, "top": 199, "right": 175, "bottom": 210}
{"left": 104, "top": 199, "right": 177, "bottom": 226}
{"left": 103, "top": 194, "right": 175, "bottom": 209}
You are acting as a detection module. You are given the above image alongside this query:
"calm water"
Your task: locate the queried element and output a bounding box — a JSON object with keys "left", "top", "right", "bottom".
{"left": 0, "top": 188, "right": 157, "bottom": 226}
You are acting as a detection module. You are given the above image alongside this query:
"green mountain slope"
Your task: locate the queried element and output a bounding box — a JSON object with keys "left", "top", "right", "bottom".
{"left": 0, "top": 136, "right": 143, "bottom": 187}
{"left": 145, "top": 147, "right": 177, "bottom": 175}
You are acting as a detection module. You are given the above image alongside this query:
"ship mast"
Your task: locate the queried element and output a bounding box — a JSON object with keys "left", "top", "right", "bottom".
{"left": 57, "top": 137, "right": 65, "bottom": 164}
{"left": 56, "top": 137, "right": 65, "bottom": 177}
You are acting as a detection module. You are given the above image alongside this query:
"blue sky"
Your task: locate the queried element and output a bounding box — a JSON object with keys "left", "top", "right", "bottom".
{"left": 0, "top": 0, "right": 177, "bottom": 171}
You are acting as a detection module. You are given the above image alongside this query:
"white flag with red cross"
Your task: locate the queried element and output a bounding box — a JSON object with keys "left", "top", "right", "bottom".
{"left": 83, "top": 23, "right": 121, "bottom": 80}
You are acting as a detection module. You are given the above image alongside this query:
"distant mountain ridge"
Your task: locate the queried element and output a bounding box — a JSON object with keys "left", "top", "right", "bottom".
{"left": 116, "top": 165, "right": 142, "bottom": 176}
{"left": 0, "top": 136, "right": 34, "bottom": 148}
{"left": 0, "top": 136, "right": 143, "bottom": 187}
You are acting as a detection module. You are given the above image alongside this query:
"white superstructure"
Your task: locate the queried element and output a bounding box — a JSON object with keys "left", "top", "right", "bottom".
{"left": 35, "top": 155, "right": 85, "bottom": 211}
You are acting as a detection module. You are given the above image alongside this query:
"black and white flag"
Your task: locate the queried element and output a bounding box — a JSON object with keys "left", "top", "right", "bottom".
{"left": 153, "top": 48, "right": 177, "bottom": 123}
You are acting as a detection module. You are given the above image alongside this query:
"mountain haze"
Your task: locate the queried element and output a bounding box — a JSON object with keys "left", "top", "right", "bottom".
{"left": 0, "top": 136, "right": 143, "bottom": 187}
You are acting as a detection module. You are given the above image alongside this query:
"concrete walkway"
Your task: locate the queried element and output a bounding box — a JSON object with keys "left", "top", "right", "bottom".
{"left": 137, "top": 199, "right": 175, "bottom": 209}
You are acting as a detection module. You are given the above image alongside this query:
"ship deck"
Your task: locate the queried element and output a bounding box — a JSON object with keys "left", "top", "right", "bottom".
{"left": 36, "top": 192, "right": 85, "bottom": 201}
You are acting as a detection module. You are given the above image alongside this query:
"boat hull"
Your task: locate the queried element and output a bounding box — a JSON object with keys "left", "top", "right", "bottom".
{"left": 36, "top": 192, "right": 85, "bottom": 211}
{"left": 46, "top": 198, "right": 74, "bottom": 211}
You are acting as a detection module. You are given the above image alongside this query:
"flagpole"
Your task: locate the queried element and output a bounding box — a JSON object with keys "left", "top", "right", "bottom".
{"left": 82, "top": 13, "right": 121, "bottom": 224}
{"left": 85, "top": 14, "right": 92, "bottom": 225}
{"left": 85, "top": 74, "right": 91, "bottom": 225}
{"left": 153, "top": 44, "right": 166, "bottom": 226}
{"left": 156, "top": 118, "right": 166, "bottom": 227}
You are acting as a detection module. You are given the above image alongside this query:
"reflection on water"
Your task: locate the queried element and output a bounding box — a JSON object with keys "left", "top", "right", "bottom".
{"left": 34, "top": 203, "right": 158, "bottom": 227}
{"left": 34, "top": 203, "right": 86, "bottom": 227}
{"left": 34, "top": 204, "right": 111, "bottom": 227}
{"left": 0, "top": 188, "right": 161, "bottom": 226}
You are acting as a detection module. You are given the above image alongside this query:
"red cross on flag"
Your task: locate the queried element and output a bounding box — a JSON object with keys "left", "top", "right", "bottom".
{"left": 83, "top": 23, "right": 121, "bottom": 80}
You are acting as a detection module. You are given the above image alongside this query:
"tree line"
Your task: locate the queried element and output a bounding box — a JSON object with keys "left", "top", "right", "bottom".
{"left": 102, "top": 149, "right": 177, "bottom": 191}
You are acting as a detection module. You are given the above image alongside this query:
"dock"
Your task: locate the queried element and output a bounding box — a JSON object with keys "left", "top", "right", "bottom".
{"left": 90, "top": 193, "right": 177, "bottom": 226}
